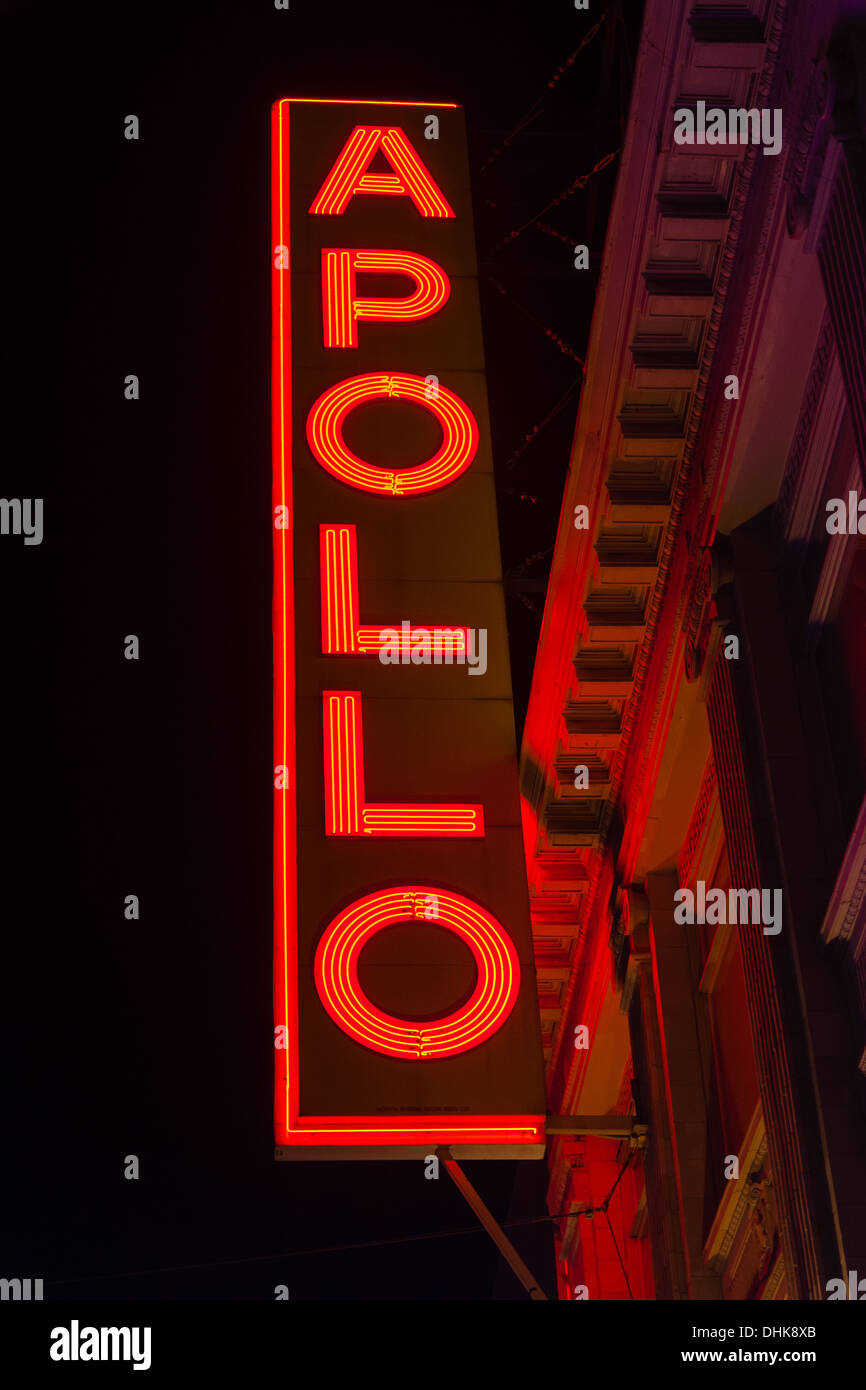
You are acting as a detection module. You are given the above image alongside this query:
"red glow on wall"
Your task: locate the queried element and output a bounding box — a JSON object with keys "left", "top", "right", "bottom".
{"left": 323, "top": 691, "right": 484, "bottom": 837}
{"left": 320, "top": 524, "right": 470, "bottom": 657}
{"left": 309, "top": 125, "right": 455, "bottom": 218}
{"left": 322, "top": 249, "right": 451, "bottom": 349}
{"left": 306, "top": 371, "right": 479, "bottom": 496}
{"left": 314, "top": 887, "right": 520, "bottom": 1059}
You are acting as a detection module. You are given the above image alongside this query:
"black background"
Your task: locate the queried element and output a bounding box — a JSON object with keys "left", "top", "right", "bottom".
{"left": 2, "top": 0, "right": 639, "bottom": 1300}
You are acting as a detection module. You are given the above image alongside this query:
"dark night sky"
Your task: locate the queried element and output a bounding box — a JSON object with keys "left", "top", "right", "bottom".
{"left": 2, "top": 0, "right": 642, "bottom": 1300}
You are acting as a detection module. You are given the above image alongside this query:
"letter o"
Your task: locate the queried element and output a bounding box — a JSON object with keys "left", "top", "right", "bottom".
{"left": 306, "top": 371, "right": 479, "bottom": 496}
{"left": 314, "top": 886, "right": 519, "bottom": 1058}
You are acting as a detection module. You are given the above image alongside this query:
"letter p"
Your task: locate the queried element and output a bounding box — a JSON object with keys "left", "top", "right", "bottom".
{"left": 322, "top": 249, "right": 450, "bottom": 348}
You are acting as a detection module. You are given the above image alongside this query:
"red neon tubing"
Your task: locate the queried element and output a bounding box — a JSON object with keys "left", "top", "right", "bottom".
{"left": 314, "top": 887, "right": 520, "bottom": 1059}
{"left": 306, "top": 372, "right": 479, "bottom": 496}
{"left": 309, "top": 126, "right": 455, "bottom": 218}
{"left": 322, "top": 249, "right": 451, "bottom": 349}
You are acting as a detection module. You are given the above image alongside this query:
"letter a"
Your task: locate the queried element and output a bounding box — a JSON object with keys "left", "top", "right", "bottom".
{"left": 826, "top": 497, "right": 846, "bottom": 534}
{"left": 50, "top": 1329, "right": 71, "bottom": 1362}
{"left": 673, "top": 108, "right": 694, "bottom": 146}
{"left": 673, "top": 888, "right": 694, "bottom": 925}
{"left": 309, "top": 126, "right": 455, "bottom": 217}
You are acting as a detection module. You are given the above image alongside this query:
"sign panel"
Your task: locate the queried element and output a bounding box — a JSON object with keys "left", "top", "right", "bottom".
{"left": 272, "top": 98, "right": 546, "bottom": 1158}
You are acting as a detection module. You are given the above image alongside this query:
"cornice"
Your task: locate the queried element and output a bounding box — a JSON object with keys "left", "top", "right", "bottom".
{"left": 612, "top": 0, "right": 790, "bottom": 810}
{"left": 821, "top": 790, "right": 866, "bottom": 950}
{"left": 776, "top": 311, "right": 837, "bottom": 538}
{"left": 704, "top": 1102, "right": 768, "bottom": 1269}
{"left": 550, "top": 0, "right": 791, "bottom": 1082}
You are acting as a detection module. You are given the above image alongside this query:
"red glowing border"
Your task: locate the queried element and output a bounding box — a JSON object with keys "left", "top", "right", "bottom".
{"left": 272, "top": 98, "right": 542, "bottom": 1148}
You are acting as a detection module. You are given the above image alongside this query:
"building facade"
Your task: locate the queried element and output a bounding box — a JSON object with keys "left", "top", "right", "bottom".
{"left": 520, "top": 0, "right": 866, "bottom": 1300}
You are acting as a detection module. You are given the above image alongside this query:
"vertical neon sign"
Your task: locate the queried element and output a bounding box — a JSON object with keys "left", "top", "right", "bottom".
{"left": 273, "top": 99, "right": 545, "bottom": 1158}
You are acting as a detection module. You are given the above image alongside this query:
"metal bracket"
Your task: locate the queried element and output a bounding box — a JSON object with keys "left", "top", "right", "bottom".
{"left": 546, "top": 1115, "right": 648, "bottom": 1149}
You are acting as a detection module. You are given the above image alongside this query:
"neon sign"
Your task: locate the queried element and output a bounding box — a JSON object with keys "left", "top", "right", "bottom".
{"left": 273, "top": 98, "right": 545, "bottom": 1157}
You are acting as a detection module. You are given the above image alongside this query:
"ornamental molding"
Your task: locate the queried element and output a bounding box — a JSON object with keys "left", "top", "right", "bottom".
{"left": 785, "top": 59, "right": 834, "bottom": 241}
{"left": 763, "top": 1250, "right": 787, "bottom": 1300}
{"left": 821, "top": 790, "right": 866, "bottom": 950}
{"left": 678, "top": 756, "right": 717, "bottom": 887}
{"left": 704, "top": 1102, "right": 767, "bottom": 1269}
{"left": 776, "top": 311, "right": 837, "bottom": 537}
